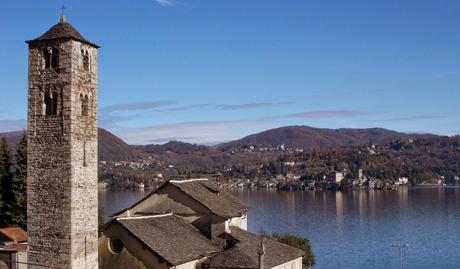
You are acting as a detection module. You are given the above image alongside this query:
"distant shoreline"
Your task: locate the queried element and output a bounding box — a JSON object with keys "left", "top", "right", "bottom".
{"left": 99, "top": 184, "right": 460, "bottom": 192}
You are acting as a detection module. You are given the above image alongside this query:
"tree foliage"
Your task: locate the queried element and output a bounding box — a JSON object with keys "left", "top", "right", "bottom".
{"left": 0, "top": 135, "right": 27, "bottom": 229}
{"left": 0, "top": 137, "right": 14, "bottom": 227}
{"left": 11, "top": 134, "right": 27, "bottom": 229}
{"left": 271, "top": 232, "right": 315, "bottom": 268}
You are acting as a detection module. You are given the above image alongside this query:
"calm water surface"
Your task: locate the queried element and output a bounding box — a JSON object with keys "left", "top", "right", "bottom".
{"left": 99, "top": 187, "right": 460, "bottom": 269}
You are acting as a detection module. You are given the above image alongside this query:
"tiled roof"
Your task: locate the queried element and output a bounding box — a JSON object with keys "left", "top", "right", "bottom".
{"left": 26, "top": 20, "right": 99, "bottom": 48}
{"left": 205, "top": 227, "right": 305, "bottom": 269}
{"left": 114, "top": 179, "right": 248, "bottom": 219}
{"left": 0, "top": 227, "right": 27, "bottom": 243}
{"left": 116, "top": 214, "right": 221, "bottom": 266}
{"left": 169, "top": 179, "right": 248, "bottom": 218}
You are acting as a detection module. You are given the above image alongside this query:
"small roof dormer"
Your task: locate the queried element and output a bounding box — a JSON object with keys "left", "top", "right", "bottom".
{"left": 26, "top": 15, "right": 99, "bottom": 48}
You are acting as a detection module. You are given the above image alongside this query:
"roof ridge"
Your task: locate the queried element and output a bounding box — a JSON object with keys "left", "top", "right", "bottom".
{"left": 170, "top": 178, "right": 208, "bottom": 183}
{"left": 116, "top": 212, "right": 173, "bottom": 220}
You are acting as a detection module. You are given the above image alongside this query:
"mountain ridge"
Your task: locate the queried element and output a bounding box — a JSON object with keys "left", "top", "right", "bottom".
{"left": 1, "top": 125, "right": 450, "bottom": 160}
{"left": 0, "top": 128, "right": 141, "bottom": 162}
{"left": 218, "top": 125, "right": 439, "bottom": 150}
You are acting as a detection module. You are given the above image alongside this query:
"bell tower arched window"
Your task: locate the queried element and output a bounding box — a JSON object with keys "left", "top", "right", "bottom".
{"left": 51, "top": 48, "right": 59, "bottom": 69}
{"left": 80, "top": 94, "right": 89, "bottom": 116}
{"left": 43, "top": 47, "right": 59, "bottom": 70}
{"left": 82, "top": 49, "right": 89, "bottom": 71}
{"left": 43, "top": 48, "right": 51, "bottom": 69}
{"left": 44, "top": 91, "right": 58, "bottom": 116}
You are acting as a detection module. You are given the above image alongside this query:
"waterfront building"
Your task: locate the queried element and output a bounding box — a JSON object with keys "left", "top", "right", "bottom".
{"left": 398, "top": 177, "right": 409, "bottom": 185}
{"left": 26, "top": 14, "right": 99, "bottom": 268}
{"left": 368, "top": 180, "right": 378, "bottom": 189}
{"left": 326, "top": 172, "right": 345, "bottom": 184}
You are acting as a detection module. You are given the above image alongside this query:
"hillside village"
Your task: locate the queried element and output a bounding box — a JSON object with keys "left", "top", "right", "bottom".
{"left": 2, "top": 127, "right": 460, "bottom": 193}
{"left": 93, "top": 129, "right": 460, "bottom": 191}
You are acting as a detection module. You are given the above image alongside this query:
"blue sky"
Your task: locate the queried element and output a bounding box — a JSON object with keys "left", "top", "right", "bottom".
{"left": 1, "top": 0, "right": 459, "bottom": 144}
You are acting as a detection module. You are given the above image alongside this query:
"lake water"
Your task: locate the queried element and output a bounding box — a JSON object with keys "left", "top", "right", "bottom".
{"left": 99, "top": 187, "right": 460, "bottom": 269}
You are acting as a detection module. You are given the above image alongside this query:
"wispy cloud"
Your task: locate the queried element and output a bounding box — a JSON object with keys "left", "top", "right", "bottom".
{"left": 312, "top": 89, "right": 379, "bottom": 98}
{"left": 0, "top": 119, "right": 26, "bottom": 133}
{"left": 117, "top": 119, "right": 274, "bottom": 145}
{"left": 98, "top": 100, "right": 292, "bottom": 129}
{"left": 101, "top": 101, "right": 174, "bottom": 114}
{"left": 101, "top": 100, "right": 291, "bottom": 114}
{"left": 287, "top": 110, "right": 370, "bottom": 119}
{"left": 99, "top": 101, "right": 176, "bottom": 129}
{"left": 155, "top": 0, "right": 176, "bottom": 7}
{"left": 161, "top": 103, "right": 214, "bottom": 112}
{"left": 99, "top": 114, "right": 136, "bottom": 129}
{"left": 147, "top": 136, "right": 201, "bottom": 144}
{"left": 378, "top": 115, "right": 442, "bottom": 122}
{"left": 218, "top": 102, "right": 291, "bottom": 111}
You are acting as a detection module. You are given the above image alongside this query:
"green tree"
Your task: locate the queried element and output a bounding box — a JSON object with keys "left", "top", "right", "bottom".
{"left": 10, "top": 134, "right": 27, "bottom": 229}
{"left": 271, "top": 232, "right": 315, "bottom": 268}
{"left": 0, "top": 138, "right": 14, "bottom": 227}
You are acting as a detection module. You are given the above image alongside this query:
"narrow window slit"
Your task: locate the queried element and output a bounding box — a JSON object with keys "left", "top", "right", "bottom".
{"left": 44, "top": 91, "right": 58, "bottom": 116}
{"left": 81, "top": 95, "right": 89, "bottom": 116}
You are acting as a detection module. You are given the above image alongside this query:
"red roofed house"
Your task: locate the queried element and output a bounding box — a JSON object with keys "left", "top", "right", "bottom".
{"left": 0, "top": 227, "right": 27, "bottom": 269}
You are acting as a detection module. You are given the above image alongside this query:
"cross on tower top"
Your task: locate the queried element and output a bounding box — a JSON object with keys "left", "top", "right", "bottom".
{"left": 60, "top": 5, "right": 67, "bottom": 23}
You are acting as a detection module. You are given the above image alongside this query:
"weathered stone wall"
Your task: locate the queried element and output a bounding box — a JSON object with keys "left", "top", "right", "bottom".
{"left": 69, "top": 41, "right": 98, "bottom": 269}
{"left": 27, "top": 38, "right": 98, "bottom": 269}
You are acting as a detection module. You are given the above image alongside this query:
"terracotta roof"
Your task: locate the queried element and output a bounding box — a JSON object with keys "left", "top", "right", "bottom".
{"left": 0, "top": 227, "right": 27, "bottom": 243}
{"left": 205, "top": 227, "right": 305, "bottom": 269}
{"left": 26, "top": 20, "right": 99, "bottom": 48}
{"left": 116, "top": 214, "right": 221, "bottom": 266}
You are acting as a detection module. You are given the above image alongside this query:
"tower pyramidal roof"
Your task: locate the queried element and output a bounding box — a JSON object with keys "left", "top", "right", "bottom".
{"left": 26, "top": 14, "right": 99, "bottom": 48}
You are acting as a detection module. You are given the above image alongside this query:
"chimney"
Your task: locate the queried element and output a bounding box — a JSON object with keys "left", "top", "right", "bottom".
{"left": 258, "top": 235, "right": 265, "bottom": 269}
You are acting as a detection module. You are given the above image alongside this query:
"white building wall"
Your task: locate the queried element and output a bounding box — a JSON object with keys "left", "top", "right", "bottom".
{"left": 17, "top": 251, "right": 27, "bottom": 269}
{"left": 270, "top": 257, "right": 303, "bottom": 269}
{"left": 227, "top": 213, "right": 248, "bottom": 231}
{"left": 175, "top": 259, "right": 199, "bottom": 269}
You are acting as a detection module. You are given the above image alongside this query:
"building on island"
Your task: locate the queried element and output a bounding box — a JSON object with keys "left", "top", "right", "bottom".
{"left": 99, "top": 179, "right": 305, "bottom": 269}
{"left": 326, "top": 172, "right": 345, "bottom": 185}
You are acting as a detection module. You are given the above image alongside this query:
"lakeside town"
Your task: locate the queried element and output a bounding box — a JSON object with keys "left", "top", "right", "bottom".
{"left": 99, "top": 164, "right": 454, "bottom": 192}
{"left": 98, "top": 141, "right": 459, "bottom": 192}
{"left": 95, "top": 131, "right": 460, "bottom": 193}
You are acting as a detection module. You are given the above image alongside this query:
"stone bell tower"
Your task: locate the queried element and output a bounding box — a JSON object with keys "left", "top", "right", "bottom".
{"left": 26, "top": 14, "right": 99, "bottom": 269}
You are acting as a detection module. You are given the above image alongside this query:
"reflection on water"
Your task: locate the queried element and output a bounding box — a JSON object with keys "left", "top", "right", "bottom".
{"left": 99, "top": 187, "right": 460, "bottom": 269}
{"left": 98, "top": 189, "right": 148, "bottom": 219}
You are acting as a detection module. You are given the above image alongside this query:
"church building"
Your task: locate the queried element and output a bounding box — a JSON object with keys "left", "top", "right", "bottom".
{"left": 99, "top": 179, "right": 305, "bottom": 269}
